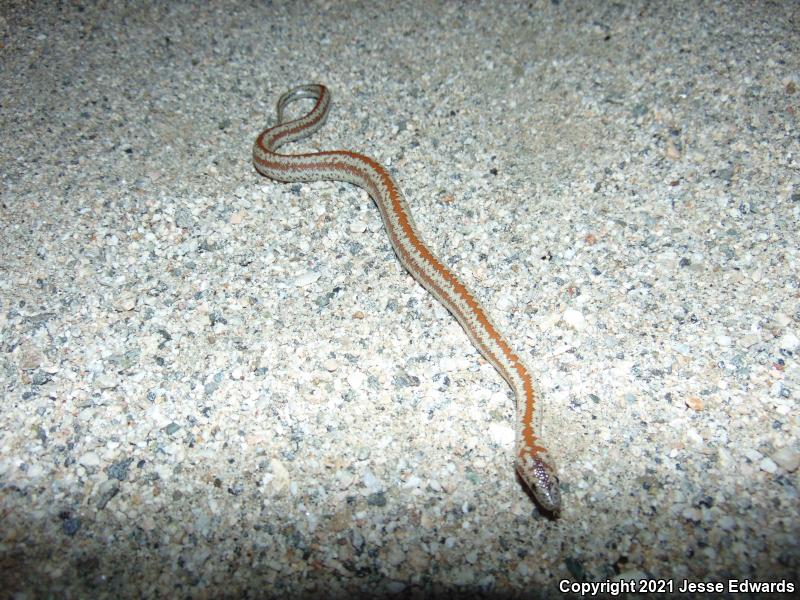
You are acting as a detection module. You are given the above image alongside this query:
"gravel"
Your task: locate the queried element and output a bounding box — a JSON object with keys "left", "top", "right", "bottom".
{"left": 1, "top": 1, "right": 798, "bottom": 597}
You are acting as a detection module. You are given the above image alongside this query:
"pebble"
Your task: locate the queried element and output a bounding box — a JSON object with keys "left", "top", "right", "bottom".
{"left": 744, "top": 449, "right": 763, "bottom": 462}
{"left": 759, "top": 457, "right": 778, "bottom": 474}
{"left": 1, "top": 2, "right": 797, "bottom": 596}
{"left": 778, "top": 332, "right": 800, "bottom": 351}
{"left": 386, "top": 582, "right": 406, "bottom": 594}
{"left": 26, "top": 463, "right": 44, "bottom": 478}
{"left": 715, "top": 335, "right": 732, "bottom": 347}
{"left": 267, "top": 459, "right": 290, "bottom": 493}
{"left": 367, "top": 492, "right": 387, "bottom": 506}
{"left": 562, "top": 308, "right": 585, "bottom": 330}
{"left": 95, "top": 374, "right": 118, "bottom": 390}
{"left": 740, "top": 333, "right": 760, "bottom": 348}
{"left": 495, "top": 294, "right": 514, "bottom": 311}
{"left": 62, "top": 518, "right": 82, "bottom": 538}
{"left": 771, "top": 448, "right": 800, "bottom": 472}
{"left": 19, "top": 348, "right": 43, "bottom": 370}
{"left": 349, "top": 219, "right": 367, "bottom": 233}
{"left": 403, "top": 475, "right": 422, "bottom": 489}
{"left": 362, "top": 469, "right": 382, "bottom": 492}
{"left": 293, "top": 271, "right": 320, "bottom": 287}
{"left": 96, "top": 480, "right": 120, "bottom": 509}
{"left": 112, "top": 293, "right": 137, "bottom": 312}
{"left": 79, "top": 452, "right": 100, "bottom": 468}
{"left": 347, "top": 370, "right": 366, "bottom": 389}
{"left": 106, "top": 457, "right": 134, "bottom": 481}
{"left": 336, "top": 470, "right": 355, "bottom": 489}
{"left": 673, "top": 343, "right": 691, "bottom": 356}
{"left": 665, "top": 139, "right": 681, "bottom": 160}
{"left": 615, "top": 569, "right": 650, "bottom": 583}
{"left": 488, "top": 423, "right": 514, "bottom": 446}
{"left": 428, "top": 478, "right": 443, "bottom": 493}
{"left": 684, "top": 396, "right": 704, "bottom": 411}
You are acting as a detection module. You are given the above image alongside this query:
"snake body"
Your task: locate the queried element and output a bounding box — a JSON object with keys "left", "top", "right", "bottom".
{"left": 253, "top": 84, "right": 561, "bottom": 513}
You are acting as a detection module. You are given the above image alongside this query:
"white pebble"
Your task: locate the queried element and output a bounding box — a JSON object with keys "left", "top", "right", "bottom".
{"left": 440, "top": 355, "right": 468, "bottom": 372}
{"left": 161, "top": 442, "right": 180, "bottom": 456}
{"left": 744, "top": 449, "right": 762, "bottom": 462}
{"left": 673, "top": 343, "right": 691, "bottom": 356}
{"left": 362, "top": 469, "right": 382, "bottom": 491}
{"left": 771, "top": 448, "right": 800, "bottom": 473}
{"left": 771, "top": 448, "right": 800, "bottom": 472}
{"left": 78, "top": 407, "right": 95, "bottom": 422}
{"left": 349, "top": 219, "right": 367, "bottom": 233}
{"left": 79, "top": 452, "right": 100, "bottom": 467}
{"left": 112, "top": 293, "right": 137, "bottom": 312}
{"left": 95, "top": 374, "right": 118, "bottom": 390}
{"left": 778, "top": 332, "right": 799, "bottom": 351}
{"left": 488, "top": 423, "right": 515, "bottom": 446}
{"left": 496, "top": 294, "right": 514, "bottom": 311}
{"left": 562, "top": 308, "right": 585, "bottom": 330}
{"left": 759, "top": 457, "right": 778, "bottom": 474}
{"left": 347, "top": 370, "right": 366, "bottom": 389}
{"left": 336, "top": 470, "right": 354, "bottom": 490}
{"left": 294, "top": 271, "right": 320, "bottom": 287}
{"left": 740, "top": 334, "right": 760, "bottom": 348}
{"left": 403, "top": 475, "right": 422, "bottom": 489}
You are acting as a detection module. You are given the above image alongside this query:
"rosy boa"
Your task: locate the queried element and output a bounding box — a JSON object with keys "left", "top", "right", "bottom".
{"left": 253, "top": 84, "right": 560, "bottom": 513}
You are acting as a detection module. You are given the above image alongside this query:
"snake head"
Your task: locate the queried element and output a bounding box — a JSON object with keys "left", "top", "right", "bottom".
{"left": 516, "top": 454, "right": 561, "bottom": 515}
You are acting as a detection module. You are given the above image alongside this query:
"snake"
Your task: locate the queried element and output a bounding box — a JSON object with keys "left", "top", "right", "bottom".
{"left": 252, "top": 84, "right": 561, "bottom": 514}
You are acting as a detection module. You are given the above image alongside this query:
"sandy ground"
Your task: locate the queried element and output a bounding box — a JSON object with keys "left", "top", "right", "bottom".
{"left": 1, "top": 1, "right": 798, "bottom": 597}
